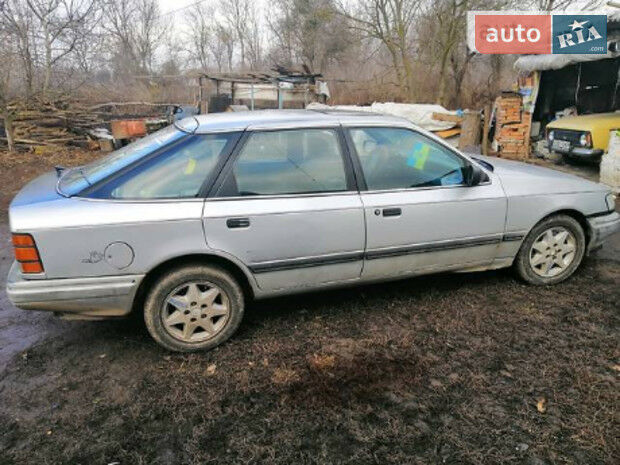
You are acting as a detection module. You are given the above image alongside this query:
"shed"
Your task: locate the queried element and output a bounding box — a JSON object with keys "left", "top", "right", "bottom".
{"left": 513, "top": 12, "right": 620, "bottom": 138}
{"left": 197, "top": 66, "right": 330, "bottom": 114}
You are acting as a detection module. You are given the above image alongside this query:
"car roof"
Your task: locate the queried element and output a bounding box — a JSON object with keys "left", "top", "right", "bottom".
{"left": 185, "top": 109, "right": 413, "bottom": 133}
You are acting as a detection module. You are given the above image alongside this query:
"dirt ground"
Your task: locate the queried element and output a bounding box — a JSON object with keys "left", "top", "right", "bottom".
{"left": 0, "top": 149, "right": 618, "bottom": 465}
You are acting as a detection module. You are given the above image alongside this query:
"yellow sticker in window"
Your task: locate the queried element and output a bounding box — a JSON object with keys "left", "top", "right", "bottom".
{"left": 185, "top": 158, "right": 196, "bottom": 174}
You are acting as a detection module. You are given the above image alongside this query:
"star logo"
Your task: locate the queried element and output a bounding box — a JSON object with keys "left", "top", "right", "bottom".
{"left": 569, "top": 19, "right": 588, "bottom": 30}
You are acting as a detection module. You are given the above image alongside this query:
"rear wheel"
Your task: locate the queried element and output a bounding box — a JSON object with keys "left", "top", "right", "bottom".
{"left": 514, "top": 214, "right": 586, "bottom": 285}
{"left": 144, "top": 264, "right": 244, "bottom": 352}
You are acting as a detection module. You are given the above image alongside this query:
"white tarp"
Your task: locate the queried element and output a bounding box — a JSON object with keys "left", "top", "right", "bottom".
{"left": 515, "top": 10, "right": 620, "bottom": 73}
{"left": 306, "top": 102, "right": 457, "bottom": 131}
{"left": 600, "top": 130, "right": 620, "bottom": 193}
{"left": 316, "top": 80, "right": 331, "bottom": 99}
{"left": 514, "top": 48, "right": 620, "bottom": 72}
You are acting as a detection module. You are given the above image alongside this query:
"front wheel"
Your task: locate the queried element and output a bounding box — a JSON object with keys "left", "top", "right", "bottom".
{"left": 514, "top": 214, "right": 586, "bottom": 285}
{"left": 144, "top": 264, "right": 244, "bottom": 352}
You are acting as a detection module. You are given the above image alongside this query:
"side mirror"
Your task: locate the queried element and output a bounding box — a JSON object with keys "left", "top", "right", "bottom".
{"left": 466, "top": 163, "right": 485, "bottom": 186}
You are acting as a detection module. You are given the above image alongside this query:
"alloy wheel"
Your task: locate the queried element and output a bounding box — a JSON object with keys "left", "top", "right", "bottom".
{"left": 161, "top": 281, "right": 230, "bottom": 343}
{"left": 529, "top": 226, "right": 577, "bottom": 278}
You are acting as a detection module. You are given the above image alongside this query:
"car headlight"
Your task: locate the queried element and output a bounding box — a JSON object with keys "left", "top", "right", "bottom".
{"left": 579, "top": 132, "right": 592, "bottom": 147}
{"left": 548, "top": 130, "right": 554, "bottom": 142}
{"left": 579, "top": 134, "right": 587, "bottom": 146}
{"left": 606, "top": 193, "right": 616, "bottom": 212}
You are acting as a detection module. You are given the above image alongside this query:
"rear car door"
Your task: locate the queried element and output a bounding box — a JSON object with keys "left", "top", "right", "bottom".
{"left": 202, "top": 126, "right": 365, "bottom": 292}
{"left": 346, "top": 126, "right": 507, "bottom": 279}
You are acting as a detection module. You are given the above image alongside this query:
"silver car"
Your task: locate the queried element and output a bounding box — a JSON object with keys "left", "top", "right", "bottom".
{"left": 6, "top": 110, "right": 619, "bottom": 352}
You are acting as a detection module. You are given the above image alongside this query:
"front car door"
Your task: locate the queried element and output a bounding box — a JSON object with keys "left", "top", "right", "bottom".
{"left": 345, "top": 125, "right": 508, "bottom": 279}
{"left": 202, "top": 126, "right": 366, "bottom": 293}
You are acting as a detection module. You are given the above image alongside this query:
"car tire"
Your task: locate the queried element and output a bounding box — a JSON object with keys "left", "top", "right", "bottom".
{"left": 514, "top": 214, "right": 586, "bottom": 285}
{"left": 144, "top": 264, "right": 244, "bottom": 352}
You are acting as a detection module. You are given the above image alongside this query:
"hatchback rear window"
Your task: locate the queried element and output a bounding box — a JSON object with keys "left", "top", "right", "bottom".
{"left": 58, "top": 125, "right": 186, "bottom": 196}
{"left": 84, "top": 133, "right": 240, "bottom": 199}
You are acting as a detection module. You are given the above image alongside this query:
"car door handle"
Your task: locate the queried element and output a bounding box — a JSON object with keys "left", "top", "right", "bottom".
{"left": 226, "top": 217, "right": 250, "bottom": 228}
{"left": 382, "top": 208, "right": 402, "bottom": 217}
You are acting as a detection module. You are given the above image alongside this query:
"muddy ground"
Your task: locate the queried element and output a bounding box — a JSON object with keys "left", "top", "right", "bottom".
{"left": 0, "top": 150, "right": 618, "bottom": 464}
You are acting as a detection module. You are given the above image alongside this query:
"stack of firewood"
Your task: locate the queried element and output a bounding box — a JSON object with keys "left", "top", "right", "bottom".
{"left": 1, "top": 99, "right": 102, "bottom": 150}
{"left": 493, "top": 93, "right": 531, "bottom": 160}
{"left": 1, "top": 98, "right": 173, "bottom": 152}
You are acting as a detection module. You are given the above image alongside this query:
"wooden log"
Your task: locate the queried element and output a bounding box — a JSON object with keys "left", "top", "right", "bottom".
{"left": 434, "top": 128, "right": 461, "bottom": 139}
{"left": 88, "top": 101, "right": 179, "bottom": 111}
{"left": 0, "top": 136, "right": 54, "bottom": 146}
{"left": 431, "top": 112, "right": 463, "bottom": 124}
{"left": 482, "top": 104, "right": 491, "bottom": 156}
{"left": 458, "top": 112, "right": 482, "bottom": 150}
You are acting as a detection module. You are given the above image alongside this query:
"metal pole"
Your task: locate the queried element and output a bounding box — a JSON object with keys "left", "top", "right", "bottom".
{"left": 574, "top": 63, "right": 581, "bottom": 110}
{"left": 277, "top": 85, "right": 282, "bottom": 109}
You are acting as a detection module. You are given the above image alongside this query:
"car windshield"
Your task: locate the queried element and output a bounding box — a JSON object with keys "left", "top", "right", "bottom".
{"left": 58, "top": 125, "right": 186, "bottom": 196}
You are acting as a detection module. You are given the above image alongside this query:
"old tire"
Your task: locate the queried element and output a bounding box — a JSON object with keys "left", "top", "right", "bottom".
{"left": 514, "top": 214, "right": 586, "bottom": 285}
{"left": 144, "top": 264, "right": 244, "bottom": 352}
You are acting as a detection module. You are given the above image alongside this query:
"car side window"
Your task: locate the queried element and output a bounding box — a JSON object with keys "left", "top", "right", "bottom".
{"left": 87, "top": 133, "right": 238, "bottom": 199}
{"left": 349, "top": 127, "right": 468, "bottom": 190}
{"left": 218, "top": 128, "right": 348, "bottom": 197}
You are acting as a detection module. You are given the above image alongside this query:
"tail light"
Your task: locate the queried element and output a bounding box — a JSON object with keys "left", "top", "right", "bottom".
{"left": 12, "top": 233, "right": 44, "bottom": 274}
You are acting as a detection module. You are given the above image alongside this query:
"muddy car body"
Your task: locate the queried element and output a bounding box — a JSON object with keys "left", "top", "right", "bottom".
{"left": 6, "top": 110, "right": 620, "bottom": 351}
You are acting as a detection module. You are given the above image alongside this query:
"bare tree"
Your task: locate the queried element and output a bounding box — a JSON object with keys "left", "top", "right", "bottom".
{"left": 215, "top": 25, "right": 236, "bottom": 72}
{"left": 221, "top": 0, "right": 250, "bottom": 69}
{"left": 0, "top": 31, "right": 18, "bottom": 152}
{"left": 185, "top": 2, "right": 213, "bottom": 70}
{"left": 104, "top": 0, "right": 167, "bottom": 76}
{"left": 25, "top": 0, "right": 102, "bottom": 97}
{"left": 425, "top": 0, "right": 472, "bottom": 106}
{"left": 1, "top": 0, "right": 37, "bottom": 98}
{"left": 267, "top": 0, "right": 295, "bottom": 66}
{"left": 418, "top": 0, "right": 510, "bottom": 106}
{"left": 244, "top": 2, "right": 263, "bottom": 69}
{"left": 269, "top": 0, "right": 351, "bottom": 73}
{"left": 134, "top": 0, "right": 165, "bottom": 73}
{"left": 337, "top": 0, "right": 421, "bottom": 100}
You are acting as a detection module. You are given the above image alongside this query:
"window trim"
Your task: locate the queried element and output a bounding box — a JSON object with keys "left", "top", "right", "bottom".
{"left": 79, "top": 132, "right": 242, "bottom": 200}
{"left": 208, "top": 126, "right": 359, "bottom": 200}
{"left": 344, "top": 126, "right": 490, "bottom": 193}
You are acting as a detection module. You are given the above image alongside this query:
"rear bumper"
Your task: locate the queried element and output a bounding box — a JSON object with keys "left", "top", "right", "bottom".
{"left": 6, "top": 261, "right": 144, "bottom": 319}
{"left": 587, "top": 211, "right": 620, "bottom": 252}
